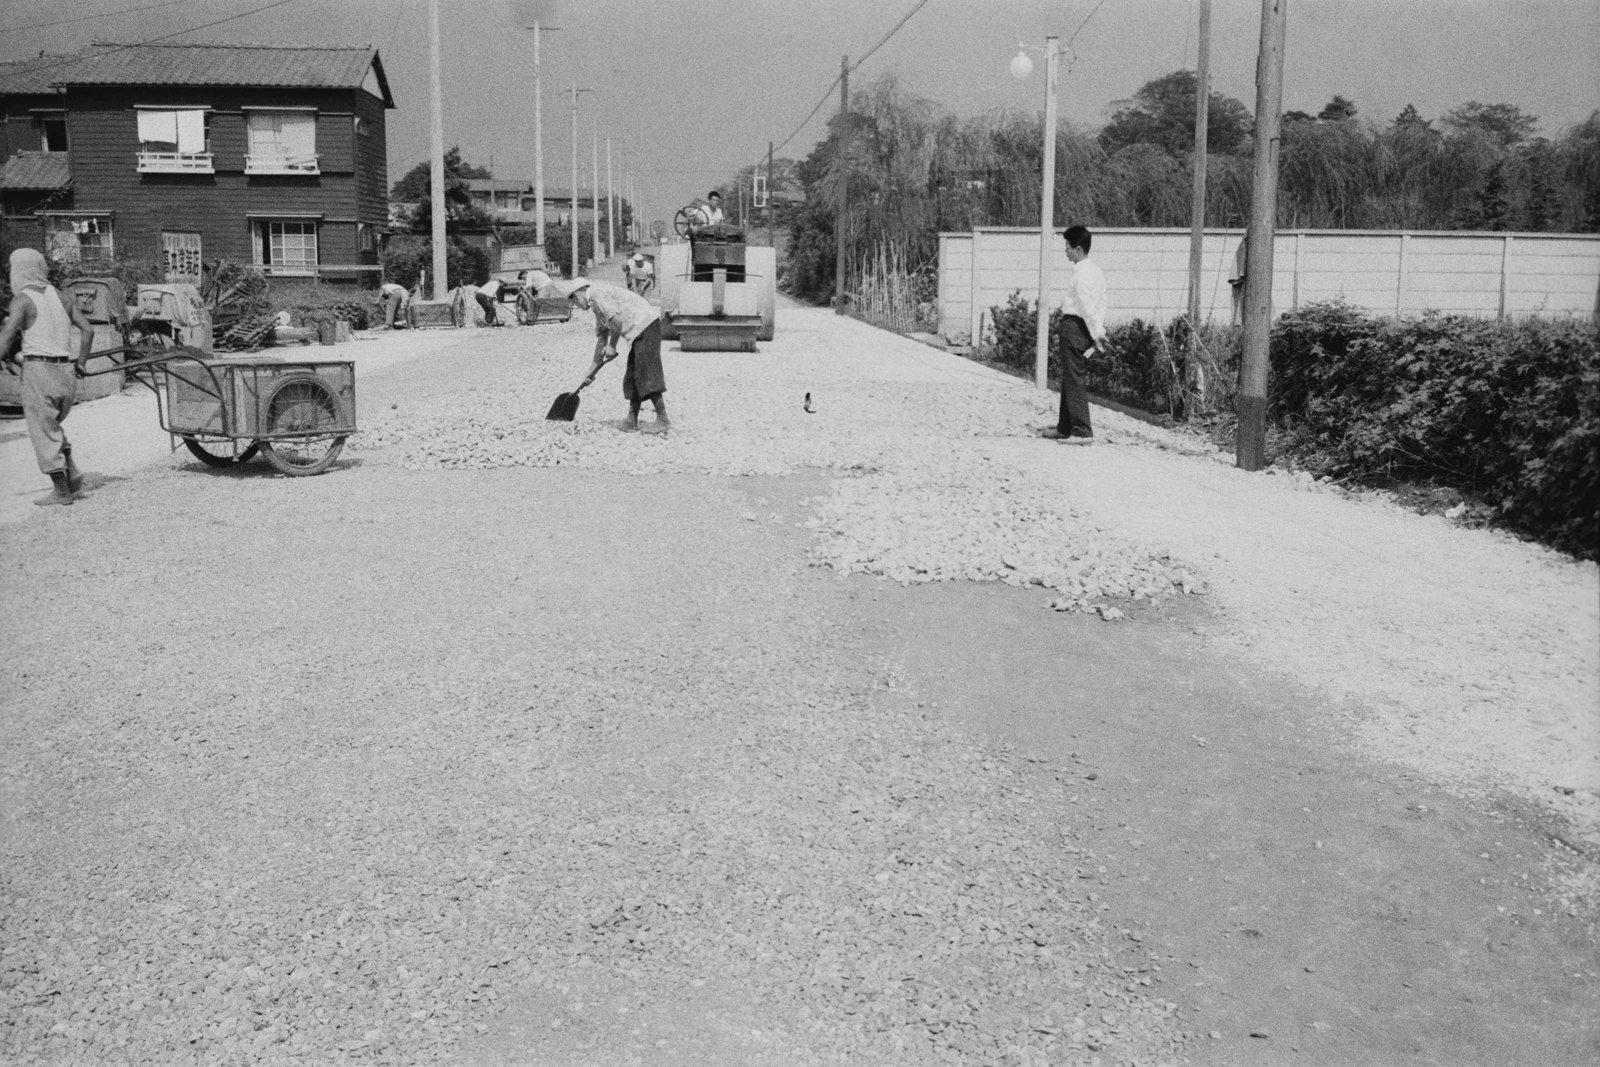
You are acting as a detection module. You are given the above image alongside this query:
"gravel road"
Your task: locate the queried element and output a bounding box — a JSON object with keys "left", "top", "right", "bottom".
{"left": 2, "top": 299, "right": 1595, "bottom": 1064}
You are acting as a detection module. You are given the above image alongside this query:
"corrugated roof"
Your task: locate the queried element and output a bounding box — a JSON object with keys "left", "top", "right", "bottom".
{"left": 0, "top": 152, "right": 72, "bottom": 191}
{"left": 12, "top": 43, "right": 393, "bottom": 106}
{"left": 0, "top": 50, "right": 99, "bottom": 95}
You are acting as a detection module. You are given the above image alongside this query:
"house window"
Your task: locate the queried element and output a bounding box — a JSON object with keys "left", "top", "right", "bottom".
{"left": 163, "top": 232, "right": 203, "bottom": 282}
{"left": 44, "top": 215, "right": 113, "bottom": 264}
{"left": 358, "top": 223, "right": 376, "bottom": 252}
{"left": 246, "top": 111, "right": 318, "bottom": 174}
{"left": 354, "top": 116, "right": 370, "bottom": 137}
{"left": 136, "top": 108, "right": 212, "bottom": 172}
{"left": 255, "top": 220, "right": 318, "bottom": 275}
{"left": 35, "top": 112, "right": 67, "bottom": 152}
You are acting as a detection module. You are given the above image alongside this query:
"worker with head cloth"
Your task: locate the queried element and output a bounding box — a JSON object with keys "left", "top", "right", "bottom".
{"left": 0, "top": 248, "right": 95, "bottom": 505}
{"left": 548, "top": 276, "right": 668, "bottom": 433}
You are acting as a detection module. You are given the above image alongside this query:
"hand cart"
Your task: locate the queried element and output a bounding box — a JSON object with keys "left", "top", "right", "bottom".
{"left": 81, "top": 345, "right": 357, "bottom": 476}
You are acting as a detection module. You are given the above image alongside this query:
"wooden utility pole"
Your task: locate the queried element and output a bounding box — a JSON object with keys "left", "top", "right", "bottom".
{"left": 1186, "top": 0, "right": 1213, "bottom": 403}
{"left": 1033, "top": 36, "right": 1059, "bottom": 391}
{"left": 528, "top": 22, "right": 562, "bottom": 249}
{"left": 591, "top": 116, "right": 601, "bottom": 266}
{"left": 1238, "top": 0, "right": 1288, "bottom": 470}
{"left": 428, "top": 0, "right": 447, "bottom": 300}
{"left": 835, "top": 55, "right": 849, "bottom": 314}
{"left": 767, "top": 140, "right": 776, "bottom": 249}
{"left": 564, "top": 87, "right": 592, "bottom": 278}
{"left": 605, "top": 136, "right": 615, "bottom": 258}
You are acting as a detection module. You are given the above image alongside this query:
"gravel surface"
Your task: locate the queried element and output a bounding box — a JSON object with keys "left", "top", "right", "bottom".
{"left": 2, "top": 315, "right": 1195, "bottom": 1065}
{"left": 3, "top": 305, "right": 1594, "bottom": 1064}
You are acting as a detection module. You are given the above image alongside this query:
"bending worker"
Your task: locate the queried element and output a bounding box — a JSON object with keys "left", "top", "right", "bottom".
{"left": 624, "top": 253, "right": 654, "bottom": 296}
{"left": 547, "top": 275, "right": 668, "bottom": 434}
{"left": 475, "top": 277, "right": 505, "bottom": 326}
{"left": 0, "top": 248, "right": 95, "bottom": 506}
{"left": 380, "top": 280, "right": 410, "bottom": 328}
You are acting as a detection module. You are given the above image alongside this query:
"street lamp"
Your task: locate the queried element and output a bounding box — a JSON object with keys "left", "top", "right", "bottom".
{"left": 1012, "top": 36, "right": 1059, "bottom": 391}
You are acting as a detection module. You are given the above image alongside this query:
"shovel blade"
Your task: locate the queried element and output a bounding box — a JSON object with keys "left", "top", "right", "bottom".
{"left": 545, "top": 392, "right": 580, "bottom": 421}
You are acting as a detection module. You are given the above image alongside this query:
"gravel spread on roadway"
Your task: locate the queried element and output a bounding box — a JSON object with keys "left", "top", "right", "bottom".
{"left": 4, "top": 308, "right": 1594, "bottom": 1064}
{"left": 2, "top": 315, "right": 1196, "bottom": 1065}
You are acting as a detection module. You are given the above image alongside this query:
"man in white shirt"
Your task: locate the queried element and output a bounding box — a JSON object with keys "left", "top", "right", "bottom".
{"left": 380, "top": 281, "right": 410, "bottom": 328}
{"left": 474, "top": 278, "right": 505, "bottom": 326}
{"left": 625, "top": 253, "right": 655, "bottom": 296}
{"left": 694, "top": 191, "right": 725, "bottom": 228}
{"left": 1041, "top": 224, "right": 1108, "bottom": 444}
{"left": 551, "top": 276, "right": 669, "bottom": 433}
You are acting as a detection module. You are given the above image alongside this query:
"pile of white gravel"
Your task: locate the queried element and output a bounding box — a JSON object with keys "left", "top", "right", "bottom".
{"left": 356, "top": 321, "right": 1207, "bottom": 620}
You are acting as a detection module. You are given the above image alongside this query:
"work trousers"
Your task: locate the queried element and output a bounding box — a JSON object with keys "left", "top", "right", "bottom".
{"left": 22, "top": 360, "right": 76, "bottom": 474}
{"left": 1055, "top": 315, "right": 1094, "bottom": 439}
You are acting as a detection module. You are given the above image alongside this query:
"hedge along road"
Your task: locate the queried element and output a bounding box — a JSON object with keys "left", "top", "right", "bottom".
{"left": 1, "top": 298, "right": 1595, "bottom": 1064}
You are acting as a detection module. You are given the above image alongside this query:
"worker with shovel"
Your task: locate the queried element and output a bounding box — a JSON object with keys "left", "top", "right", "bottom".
{"left": 544, "top": 277, "right": 667, "bottom": 433}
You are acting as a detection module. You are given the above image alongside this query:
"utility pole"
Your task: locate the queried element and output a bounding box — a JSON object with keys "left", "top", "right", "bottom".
{"left": 528, "top": 21, "right": 561, "bottom": 249}
{"left": 767, "top": 140, "right": 776, "bottom": 249}
{"left": 564, "top": 87, "right": 592, "bottom": 278}
{"left": 1186, "top": 0, "right": 1213, "bottom": 406}
{"left": 591, "top": 115, "right": 601, "bottom": 266}
{"left": 605, "top": 136, "right": 615, "bottom": 258}
{"left": 1033, "top": 36, "right": 1059, "bottom": 391}
{"left": 427, "top": 0, "right": 447, "bottom": 300}
{"left": 834, "top": 54, "right": 849, "bottom": 314}
{"left": 1238, "top": 0, "right": 1288, "bottom": 471}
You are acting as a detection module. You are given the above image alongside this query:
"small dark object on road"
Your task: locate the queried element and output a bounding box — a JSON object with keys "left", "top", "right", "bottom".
{"left": 804, "top": 392, "right": 816, "bottom": 413}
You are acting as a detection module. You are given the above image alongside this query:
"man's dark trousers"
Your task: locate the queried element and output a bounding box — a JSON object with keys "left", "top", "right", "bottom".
{"left": 1055, "top": 314, "right": 1094, "bottom": 438}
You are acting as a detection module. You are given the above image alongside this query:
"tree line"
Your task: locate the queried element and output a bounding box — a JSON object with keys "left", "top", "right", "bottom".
{"left": 768, "top": 71, "right": 1600, "bottom": 304}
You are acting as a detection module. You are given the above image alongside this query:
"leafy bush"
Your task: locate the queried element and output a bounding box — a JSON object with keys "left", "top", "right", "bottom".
{"left": 986, "top": 291, "right": 1238, "bottom": 417}
{"left": 1272, "top": 301, "right": 1599, "bottom": 558}
{"left": 542, "top": 223, "right": 596, "bottom": 279}
{"left": 269, "top": 282, "right": 382, "bottom": 332}
{"left": 380, "top": 238, "right": 490, "bottom": 292}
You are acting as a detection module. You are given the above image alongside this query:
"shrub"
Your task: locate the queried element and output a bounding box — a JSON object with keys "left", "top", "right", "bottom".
{"left": 986, "top": 291, "right": 1239, "bottom": 417}
{"left": 542, "top": 223, "right": 596, "bottom": 278}
{"left": 269, "top": 282, "right": 382, "bottom": 331}
{"left": 1271, "top": 301, "right": 1599, "bottom": 559}
{"left": 380, "top": 238, "right": 490, "bottom": 292}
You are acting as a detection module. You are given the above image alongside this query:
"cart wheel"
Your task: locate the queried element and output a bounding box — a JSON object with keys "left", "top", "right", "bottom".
{"left": 516, "top": 290, "right": 535, "bottom": 325}
{"left": 259, "top": 374, "right": 348, "bottom": 476}
{"left": 183, "top": 435, "right": 261, "bottom": 467}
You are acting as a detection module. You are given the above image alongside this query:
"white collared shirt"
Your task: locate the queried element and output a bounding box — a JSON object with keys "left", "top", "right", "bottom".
{"left": 1060, "top": 257, "right": 1108, "bottom": 343}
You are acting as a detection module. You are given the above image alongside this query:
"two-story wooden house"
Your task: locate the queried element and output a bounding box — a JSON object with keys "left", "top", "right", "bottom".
{"left": 0, "top": 42, "right": 394, "bottom": 287}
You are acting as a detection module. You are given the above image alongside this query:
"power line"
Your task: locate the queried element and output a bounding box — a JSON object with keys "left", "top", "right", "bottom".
{"left": 11, "top": 0, "right": 191, "bottom": 34}
{"left": 770, "top": 0, "right": 933, "bottom": 158}
{"left": 850, "top": 0, "right": 932, "bottom": 73}
{"left": 8, "top": 0, "right": 305, "bottom": 78}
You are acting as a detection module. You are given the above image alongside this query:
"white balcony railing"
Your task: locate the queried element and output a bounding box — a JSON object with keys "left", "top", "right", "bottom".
{"left": 137, "top": 151, "right": 214, "bottom": 173}
{"left": 245, "top": 154, "right": 320, "bottom": 175}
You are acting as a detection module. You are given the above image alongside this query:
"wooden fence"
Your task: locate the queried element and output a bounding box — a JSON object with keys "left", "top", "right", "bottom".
{"left": 938, "top": 227, "right": 1600, "bottom": 346}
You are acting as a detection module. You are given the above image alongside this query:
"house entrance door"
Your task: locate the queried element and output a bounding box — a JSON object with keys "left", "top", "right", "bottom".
{"left": 163, "top": 231, "right": 202, "bottom": 283}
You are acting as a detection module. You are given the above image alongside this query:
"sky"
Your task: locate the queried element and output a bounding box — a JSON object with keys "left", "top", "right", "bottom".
{"left": 5, "top": 0, "right": 1598, "bottom": 230}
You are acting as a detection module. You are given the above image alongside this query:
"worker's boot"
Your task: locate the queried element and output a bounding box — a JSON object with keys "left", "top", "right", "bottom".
{"left": 34, "top": 470, "right": 75, "bottom": 507}
{"left": 62, "top": 443, "right": 84, "bottom": 494}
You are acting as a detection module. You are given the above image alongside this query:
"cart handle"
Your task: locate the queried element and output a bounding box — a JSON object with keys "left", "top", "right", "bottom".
{"left": 76, "top": 344, "right": 211, "bottom": 378}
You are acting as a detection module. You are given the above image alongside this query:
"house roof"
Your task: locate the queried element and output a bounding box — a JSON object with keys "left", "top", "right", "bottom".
{"left": 0, "top": 152, "right": 72, "bottom": 191}
{"left": 465, "top": 179, "right": 532, "bottom": 195}
{"left": 0, "top": 52, "right": 88, "bottom": 96}
{"left": 0, "top": 43, "right": 394, "bottom": 108}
